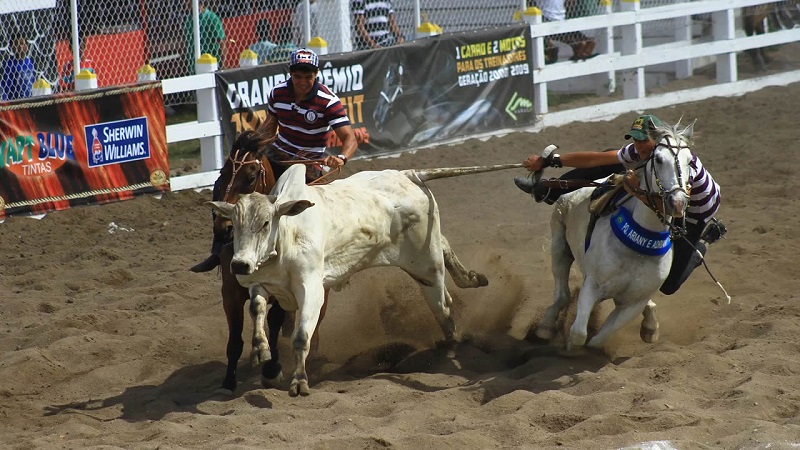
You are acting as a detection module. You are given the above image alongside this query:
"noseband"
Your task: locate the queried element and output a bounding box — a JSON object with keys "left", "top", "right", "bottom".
{"left": 637, "top": 136, "right": 691, "bottom": 237}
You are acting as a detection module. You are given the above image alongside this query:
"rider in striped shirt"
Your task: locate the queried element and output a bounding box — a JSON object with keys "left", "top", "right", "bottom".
{"left": 190, "top": 48, "right": 357, "bottom": 273}
{"left": 514, "top": 114, "right": 726, "bottom": 295}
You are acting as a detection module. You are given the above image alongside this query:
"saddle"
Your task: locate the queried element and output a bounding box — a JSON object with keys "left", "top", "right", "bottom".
{"left": 588, "top": 174, "right": 625, "bottom": 216}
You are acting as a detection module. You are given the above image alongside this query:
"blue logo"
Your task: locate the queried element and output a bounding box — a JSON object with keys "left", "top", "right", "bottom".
{"left": 609, "top": 206, "right": 672, "bottom": 256}
{"left": 84, "top": 117, "right": 150, "bottom": 168}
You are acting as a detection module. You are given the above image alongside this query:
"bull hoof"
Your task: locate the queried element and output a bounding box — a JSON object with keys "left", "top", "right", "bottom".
{"left": 471, "top": 271, "right": 489, "bottom": 287}
{"left": 534, "top": 325, "right": 556, "bottom": 341}
{"left": 250, "top": 348, "right": 270, "bottom": 367}
{"left": 640, "top": 327, "right": 659, "bottom": 343}
{"left": 289, "top": 379, "right": 310, "bottom": 397}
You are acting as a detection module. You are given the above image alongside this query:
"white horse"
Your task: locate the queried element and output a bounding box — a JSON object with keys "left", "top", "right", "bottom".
{"left": 535, "top": 120, "right": 695, "bottom": 352}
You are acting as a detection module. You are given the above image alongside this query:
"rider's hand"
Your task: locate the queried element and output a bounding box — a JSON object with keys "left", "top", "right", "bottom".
{"left": 523, "top": 155, "right": 544, "bottom": 172}
{"left": 324, "top": 155, "right": 346, "bottom": 169}
{"left": 624, "top": 169, "right": 639, "bottom": 187}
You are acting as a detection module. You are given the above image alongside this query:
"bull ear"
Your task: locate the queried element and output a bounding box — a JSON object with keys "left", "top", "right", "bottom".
{"left": 276, "top": 199, "right": 315, "bottom": 218}
{"left": 208, "top": 201, "right": 235, "bottom": 218}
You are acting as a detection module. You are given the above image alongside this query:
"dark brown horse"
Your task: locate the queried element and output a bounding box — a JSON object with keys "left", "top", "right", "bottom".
{"left": 213, "top": 130, "right": 280, "bottom": 395}
{"left": 214, "top": 130, "right": 330, "bottom": 395}
{"left": 742, "top": 1, "right": 800, "bottom": 70}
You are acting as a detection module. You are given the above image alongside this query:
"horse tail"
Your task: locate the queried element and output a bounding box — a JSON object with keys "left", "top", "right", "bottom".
{"left": 409, "top": 163, "right": 524, "bottom": 183}
{"left": 441, "top": 235, "right": 488, "bottom": 289}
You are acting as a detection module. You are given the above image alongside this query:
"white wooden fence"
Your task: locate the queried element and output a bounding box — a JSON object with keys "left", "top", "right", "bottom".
{"left": 166, "top": 0, "right": 800, "bottom": 192}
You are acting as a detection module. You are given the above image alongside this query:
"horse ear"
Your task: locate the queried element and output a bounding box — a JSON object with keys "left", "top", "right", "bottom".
{"left": 680, "top": 119, "right": 696, "bottom": 140}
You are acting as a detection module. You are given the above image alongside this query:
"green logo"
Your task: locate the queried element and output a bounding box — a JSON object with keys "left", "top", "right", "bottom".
{"left": 505, "top": 92, "right": 533, "bottom": 121}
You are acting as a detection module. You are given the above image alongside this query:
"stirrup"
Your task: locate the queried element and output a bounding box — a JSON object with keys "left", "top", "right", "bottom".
{"left": 700, "top": 218, "right": 727, "bottom": 244}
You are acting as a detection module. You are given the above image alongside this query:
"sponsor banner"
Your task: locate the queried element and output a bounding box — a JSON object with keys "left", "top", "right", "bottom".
{"left": 0, "top": 83, "right": 169, "bottom": 219}
{"left": 216, "top": 24, "right": 534, "bottom": 157}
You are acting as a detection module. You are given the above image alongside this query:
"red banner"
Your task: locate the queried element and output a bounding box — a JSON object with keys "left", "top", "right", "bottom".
{"left": 0, "top": 83, "right": 169, "bottom": 219}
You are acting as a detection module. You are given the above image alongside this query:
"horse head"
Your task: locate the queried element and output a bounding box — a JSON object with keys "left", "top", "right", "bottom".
{"left": 643, "top": 119, "right": 695, "bottom": 221}
{"left": 213, "top": 130, "right": 277, "bottom": 242}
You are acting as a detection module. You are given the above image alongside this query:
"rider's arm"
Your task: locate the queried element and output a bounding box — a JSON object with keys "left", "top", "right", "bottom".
{"left": 257, "top": 112, "right": 279, "bottom": 145}
{"left": 523, "top": 150, "right": 620, "bottom": 171}
{"left": 323, "top": 124, "right": 357, "bottom": 169}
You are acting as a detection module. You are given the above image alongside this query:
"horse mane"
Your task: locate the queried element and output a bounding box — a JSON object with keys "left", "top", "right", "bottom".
{"left": 651, "top": 117, "right": 696, "bottom": 148}
{"left": 231, "top": 129, "right": 271, "bottom": 159}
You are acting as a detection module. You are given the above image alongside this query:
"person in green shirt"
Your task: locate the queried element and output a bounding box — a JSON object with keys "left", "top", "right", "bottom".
{"left": 184, "top": 0, "right": 226, "bottom": 74}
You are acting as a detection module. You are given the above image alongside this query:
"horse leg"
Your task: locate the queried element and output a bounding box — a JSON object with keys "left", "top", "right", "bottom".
{"left": 536, "top": 210, "right": 573, "bottom": 341}
{"left": 219, "top": 279, "right": 246, "bottom": 395}
{"left": 248, "top": 286, "right": 270, "bottom": 367}
{"left": 261, "top": 297, "right": 285, "bottom": 388}
{"left": 289, "top": 281, "right": 326, "bottom": 397}
{"left": 567, "top": 278, "right": 601, "bottom": 352}
{"left": 639, "top": 300, "right": 660, "bottom": 343}
{"left": 586, "top": 297, "right": 651, "bottom": 349}
{"left": 743, "top": 12, "right": 768, "bottom": 70}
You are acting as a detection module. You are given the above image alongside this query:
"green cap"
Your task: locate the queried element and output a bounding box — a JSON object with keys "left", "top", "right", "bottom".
{"left": 624, "top": 114, "right": 662, "bottom": 140}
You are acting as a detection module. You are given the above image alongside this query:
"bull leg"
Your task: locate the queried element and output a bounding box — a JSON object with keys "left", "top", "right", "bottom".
{"left": 248, "top": 286, "right": 270, "bottom": 367}
{"left": 289, "top": 281, "right": 326, "bottom": 397}
{"left": 309, "top": 289, "right": 329, "bottom": 358}
{"left": 567, "top": 278, "right": 601, "bottom": 352}
{"left": 639, "top": 300, "right": 660, "bottom": 343}
{"left": 261, "top": 298, "right": 285, "bottom": 388}
{"left": 536, "top": 211, "right": 573, "bottom": 341}
{"left": 416, "top": 279, "right": 457, "bottom": 342}
{"left": 441, "top": 235, "right": 489, "bottom": 288}
{"left": 586, "top": 297, "right": 651, "bottom": 349}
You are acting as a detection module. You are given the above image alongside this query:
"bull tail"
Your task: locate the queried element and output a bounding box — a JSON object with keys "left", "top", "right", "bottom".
{"left": 441, "top": 235, "right": 489, "bottom": 288}
{"left": 410, "top": 163, "right": 524, "bottom": 183}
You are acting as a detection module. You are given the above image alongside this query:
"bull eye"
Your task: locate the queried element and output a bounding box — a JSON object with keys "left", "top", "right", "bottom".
{"left": 261, "top": 220, "right": 270, "bottom": 231}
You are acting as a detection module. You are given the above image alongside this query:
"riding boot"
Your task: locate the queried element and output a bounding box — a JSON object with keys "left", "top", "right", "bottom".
{"left": 190, "top": 237, "right": 223, "bottom": 273}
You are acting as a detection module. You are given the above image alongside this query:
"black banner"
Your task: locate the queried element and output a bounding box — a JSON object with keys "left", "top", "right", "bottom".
{"left": 216, "top": 24, "right": 534, "bottom": 158}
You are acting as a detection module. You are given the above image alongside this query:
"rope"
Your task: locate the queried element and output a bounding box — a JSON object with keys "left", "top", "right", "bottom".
{"left": 0, "top": 83, "right": 160, "bottom": 112}
{"left": 679, "top": 235, "right": 731, "bottom": 305}
{"left": 3, "top": 181, "right": 157, "bottom": 209}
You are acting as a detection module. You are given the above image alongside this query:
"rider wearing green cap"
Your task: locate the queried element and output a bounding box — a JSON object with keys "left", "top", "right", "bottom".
{"left": 514, "top": 114, "right": 726, "bottom": 295}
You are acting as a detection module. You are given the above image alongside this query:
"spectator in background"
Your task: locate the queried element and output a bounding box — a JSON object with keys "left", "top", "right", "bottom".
{"left": 267, "top": 23, "right": 299, "bottom": 63}
{"left": 352, "top": 0, "right": 405, "bottom": 50}
{"left": 59, "top": 38, "right": 94, "bottom": 93}
{"left": 292, "top": 0, "right": 319, "bottom": 47}
{"left": 184, "top": 0, "right": 226, "bottom": 73}
{"left": 250, "top": 18, "right": 278, "bottom": 63}
{"left": 534, "top": 0, "right": 596, "bottom": 63}
{"left": 2, "top": 35, "right": 36, "bottom": 101}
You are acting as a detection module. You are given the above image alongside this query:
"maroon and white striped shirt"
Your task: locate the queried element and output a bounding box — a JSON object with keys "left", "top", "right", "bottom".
{"left": 617, "top": 142, "right": 721, "bottom": 224}
{"left": 267, "top": 80, "right": 350, "bottom": 157}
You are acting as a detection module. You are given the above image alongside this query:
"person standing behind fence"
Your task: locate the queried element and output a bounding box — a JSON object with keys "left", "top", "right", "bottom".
{"left": 250, "top": 18, "right": 278, "bottom": 64}
{"left": 59, "top": 38, "right": 94, "bottom": 93}
{"left": 352, "top": 0, "right": 405, "bottom": 50}
{"left": 267, "top": 24, "right": 300, "bottom": 63}
{"left": 533, "top": 0, "right": 596, "bottom": 63}
{"left": 184, "top": 0, "right": 226, "bottom": 73}
{"left": 1, "top": 35, "right": 36, "bottom": 101}
{"left": 292, "top": 0, "right": 319, "bottom": 46}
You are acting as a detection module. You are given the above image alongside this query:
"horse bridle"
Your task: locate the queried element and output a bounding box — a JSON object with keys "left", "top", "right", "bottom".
{"left": 636, "top": 135, "right": 691, "bottom": 236}
{"left": 221, "top": 149, "right": 270, "bottom": 202}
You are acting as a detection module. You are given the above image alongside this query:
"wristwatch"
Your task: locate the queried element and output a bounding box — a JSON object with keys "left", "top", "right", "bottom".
{"left": 337, "top": 154, "right": 348, "bottom": 165}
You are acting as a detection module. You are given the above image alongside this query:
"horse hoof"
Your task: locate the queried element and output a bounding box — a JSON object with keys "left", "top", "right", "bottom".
{"left": 289, "top": 379, "right": 310, "bottom": 397}
{"left": 640, "top": 327, "right": 659, "bottom": 343}
{"left": 261, "top": 371, "right": 284, "bottom": 389}
{"left": 215, "top": 387, "right": 235, "bottom": 397}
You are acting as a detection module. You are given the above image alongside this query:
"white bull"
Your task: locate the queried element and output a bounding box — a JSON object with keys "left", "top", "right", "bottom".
{"left": 211, "top": 163, "right": 517, "bottom": 397}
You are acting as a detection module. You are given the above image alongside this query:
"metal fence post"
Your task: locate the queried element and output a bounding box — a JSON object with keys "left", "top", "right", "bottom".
{"left": 674, "top": 0, "right": 693, "bottom": 79}
{"left": 195, "top": 53, "right": 224, "bottom": 172}
{"left": 596, "top": 0, "right": 616, "bottom": 95}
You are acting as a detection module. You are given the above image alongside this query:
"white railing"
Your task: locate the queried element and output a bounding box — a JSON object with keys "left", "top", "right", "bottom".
{"left": 165, "top": 0, "right": 800, "bottom": 192}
